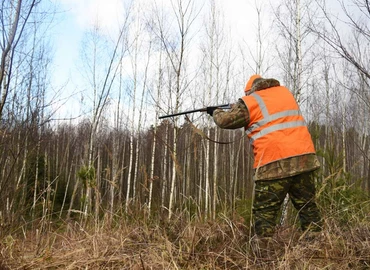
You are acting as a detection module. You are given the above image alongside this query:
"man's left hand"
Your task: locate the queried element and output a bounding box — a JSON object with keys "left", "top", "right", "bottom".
{"left": 206, "top": 107, "right": 217, "bottom": 116}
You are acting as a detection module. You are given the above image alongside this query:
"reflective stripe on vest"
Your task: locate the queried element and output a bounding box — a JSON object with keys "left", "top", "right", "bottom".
{"left": 242, "top": 86, "right": 316, "bottom": 168}
{"left": 246, "top": 92, "right": 305, "bottom": 143}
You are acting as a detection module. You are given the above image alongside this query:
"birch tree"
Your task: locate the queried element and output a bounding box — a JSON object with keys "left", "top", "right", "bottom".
{"left": 199, "top": 0, "right": 231, "bottom": 219}
{"left": 272, "top": 0, "right": 319, "bottom": 102}
{"left": 0, "top": 0, "right": 39, "bottom": 120}
{"left": 272, "top": 0, "right": 320, "bottom": 225}
{"left": 151, "top": 0, "right": 200, "bottom": 219}
{"left": 125, "top": 19, "right": 139, "bottom": 212}
{"left": 148, "top": 49, "right": 164, "bottom": 214}
{"left": 77, "top": 16, "right": 129, "bottom": 221}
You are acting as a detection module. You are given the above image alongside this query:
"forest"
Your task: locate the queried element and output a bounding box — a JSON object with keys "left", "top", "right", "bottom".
{"left": 0, "top": 0, "right": 369, "bottom": 268}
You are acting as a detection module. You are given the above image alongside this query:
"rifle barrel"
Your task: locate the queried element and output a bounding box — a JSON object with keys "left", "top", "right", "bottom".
{"left": 159, "top": 108, "right": 205, "bottom": 119}
{"left": 158, "top": 104, "right": 229, "bottom": 119}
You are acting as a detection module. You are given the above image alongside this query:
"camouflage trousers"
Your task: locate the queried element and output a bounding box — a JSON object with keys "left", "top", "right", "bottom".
{"left": 253, "top": 171, "right": 322, "bottom": 237}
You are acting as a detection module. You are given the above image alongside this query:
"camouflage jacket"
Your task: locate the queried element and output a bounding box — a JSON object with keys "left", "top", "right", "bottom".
{"left": 213, "top": 78, "right": 320, "bottom": 181}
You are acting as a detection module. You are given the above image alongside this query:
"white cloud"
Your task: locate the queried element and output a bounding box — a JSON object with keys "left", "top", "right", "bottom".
{"left": 58, "top": 0, "right": 124, "bottom": 33}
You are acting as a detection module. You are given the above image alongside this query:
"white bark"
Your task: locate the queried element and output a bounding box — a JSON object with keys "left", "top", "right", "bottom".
{"left": 168, "top": 128, "right": 178, "bottom": 219}
{"left": 204, "top": 138, "right": 210, "bottom": 218}
{"left": 125, "top": 33, "right": 139, "bottom": 212}
{"left": 161, "top": 125, "right": 169, "bottom": 212}
{"left": 148, "top": 127, "right": 157, "bottom": 213}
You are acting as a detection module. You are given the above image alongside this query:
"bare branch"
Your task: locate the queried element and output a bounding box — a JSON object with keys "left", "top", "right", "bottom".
{"left": 311, "top": 0, "right": 370, "bottom": 80}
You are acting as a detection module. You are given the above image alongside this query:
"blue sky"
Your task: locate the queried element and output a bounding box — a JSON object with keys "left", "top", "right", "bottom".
{"left": 49, "top": 0, "right": 262, "bottom": 121}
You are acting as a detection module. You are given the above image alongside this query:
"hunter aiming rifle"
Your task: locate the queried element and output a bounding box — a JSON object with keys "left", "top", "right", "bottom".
{"left": 159, "top": 104, "right": 230, "bottom": 119}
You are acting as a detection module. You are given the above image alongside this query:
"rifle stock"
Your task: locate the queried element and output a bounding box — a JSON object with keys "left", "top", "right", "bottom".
{"left": 159, "top": 104, "right": 230, "bottom": 119}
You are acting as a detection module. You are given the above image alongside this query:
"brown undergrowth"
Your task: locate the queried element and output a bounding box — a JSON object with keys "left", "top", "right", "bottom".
{"left": 1, "top": 214, "right": 370, "bottom": 269}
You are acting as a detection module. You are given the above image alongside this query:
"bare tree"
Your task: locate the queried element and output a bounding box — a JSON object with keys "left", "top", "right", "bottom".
{"left": 151, "top": 0, "right": 201, "bottom": 219}
{"left": 72, "top": 13, "right": 129, "bottom": 221}
{"left": 125, "top": 5, "right": 152, "bottom": 211}
{"left": 240, "top": 0, "right": 272, "bottom": 75}
{"left": 310, "top": 0, "right": 370, "bottom": 189}
{"left": 272, "top": 0, "right": 321, "bottom": 225}
{"left": 148, "top": 49, "right": 164, "bottom": 214}
{"left": 0, "top": 0, "right": 39, "bottom": 120}
{"left": 0, "top": 0, "right": 59, "bottom": 228}
{"left": 312, "top": 0, "right": 370, "bottom": 80}
{"left": 199, "top": 0, "right": 233, "bottom": 219}
{"left": 272, "top": 0, "right": 320, "bottom": 102}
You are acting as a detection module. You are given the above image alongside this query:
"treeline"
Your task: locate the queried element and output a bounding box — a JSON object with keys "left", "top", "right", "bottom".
{"left": 0, "top": 117, "right": 369, "bottom": 227}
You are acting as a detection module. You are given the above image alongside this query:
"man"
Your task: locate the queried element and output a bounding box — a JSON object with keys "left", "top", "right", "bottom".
{"left": 208, "top": 75, "right": 322, "bottom": 238}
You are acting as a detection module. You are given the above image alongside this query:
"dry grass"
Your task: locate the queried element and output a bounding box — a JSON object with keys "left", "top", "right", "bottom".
{"left": 1, "top": 214, "right": 370, "bottom": 269}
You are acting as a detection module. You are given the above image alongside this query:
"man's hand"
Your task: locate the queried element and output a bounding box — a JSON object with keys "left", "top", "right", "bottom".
{"left": 206, "top": 106, "right": 217, "bottom": 116}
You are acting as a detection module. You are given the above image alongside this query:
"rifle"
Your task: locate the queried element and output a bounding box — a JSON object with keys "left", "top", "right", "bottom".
{"left": 159, "top": 104, "right": 230, "bottom": 119}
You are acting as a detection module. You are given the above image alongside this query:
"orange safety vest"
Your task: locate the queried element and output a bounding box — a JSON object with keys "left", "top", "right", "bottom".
{"left": 241, "top": 86, "right": 316, "bottom": 168}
